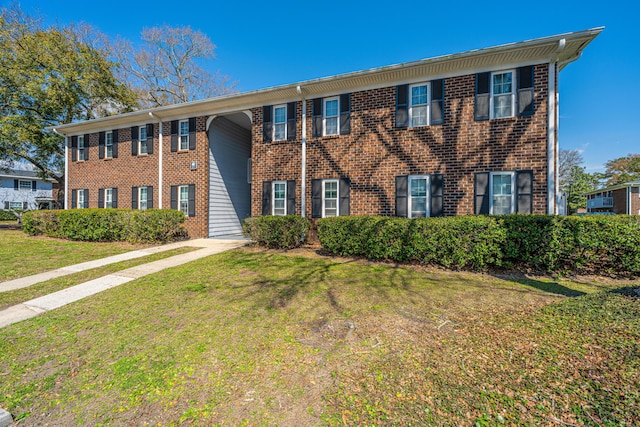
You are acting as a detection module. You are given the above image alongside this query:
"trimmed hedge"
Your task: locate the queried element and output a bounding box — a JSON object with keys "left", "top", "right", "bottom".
{"left": 0, "top": 210, "right": 17, "bottom": 221}
{"left": 243, "top": 215, "right": 311, "bottom": 249}
{"left": 318, "top": 215, "right": 640, "bottom": 276}
{"left": 22, "top": 209, "right": 187, "bottom": 244}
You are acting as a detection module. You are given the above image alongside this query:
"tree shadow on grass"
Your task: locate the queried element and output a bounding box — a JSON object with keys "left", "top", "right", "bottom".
{"left": 505, "top": 276, "right": 586, "bottom": 297}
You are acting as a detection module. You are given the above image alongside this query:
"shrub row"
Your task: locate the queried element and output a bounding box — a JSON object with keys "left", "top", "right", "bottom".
{"left": 317, "top": 215, "right": 640, "bottom": 275}
{"left": 22, "top": 209, "right": 187, "bottom": 244}
{"left": 0, "top": 210, "right": 17, "bottom": 221}
{"left": 242, "top": 215, "right": 311, "bottom": 249}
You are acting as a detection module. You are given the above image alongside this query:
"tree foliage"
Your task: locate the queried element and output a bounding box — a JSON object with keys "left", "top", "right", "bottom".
{"left": 604, "top": 153, "right": 640, "bottom": 185}
{"left": 564, "top": 165, "right": 602, "bottom": 213}
{"left": 559, "top": 149, "right": 583, "bottom": 193}
{"left": 0, "top": 5, "right": 137, "bottom": 189}
{"left": 113, "top": 25, "right": 236, "bottom": 108}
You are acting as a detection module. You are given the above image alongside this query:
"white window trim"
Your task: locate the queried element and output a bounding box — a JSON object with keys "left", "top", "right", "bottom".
{"left": 18, "top": 180, "right": 32, "bottom": 191}
{"left": 272, "top": 181, "right": 287, "bottom": 216}
{"left": 139, "top": 126, "right": 148, "bottom": 155}
{"left": 323, "top": 97, "right": 340, "bottom": 136}
{"left": 78, "top": 190, "right": 85, "bottom": 209}
{"left": 273, "top": 104, "right": 287, "bottom": 141}
{"left": 322, "top": 179, "right": 339, "bottom": 218}
{"left": 138, "top": 186, "right": 148, "bottom": 210}
{"left": 179, "top": 120, "right": 189, "bottom": 150}
{"left": 105, "top": 131, "right": 113, "bottom": 158}
{"left": 9, "top": 201, "right": 23, "bottom": 210}
{"left": 489, "top": 69, "right": 516, "bottom": 119}
{"left": 77, "top": 135, "right": 85, "bottom": 160}
{"left": 408, "top": 175, "right": 430, "bottom": 218}
{"left": 105, "top": 188, "right": 113, "bottom": 209}
{"left": 408, "top": 82, "right": 430, "bottom": 128}
{"left": 489, "top": 171, "right": 516, "bottom": 215}
{"left": 178, "top": 185, "right": 189, "bottom": 216}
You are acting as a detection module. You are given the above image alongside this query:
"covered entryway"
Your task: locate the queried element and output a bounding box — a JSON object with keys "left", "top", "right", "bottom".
{"left": 207, "top": 113, "right": 252, "bottom": 237}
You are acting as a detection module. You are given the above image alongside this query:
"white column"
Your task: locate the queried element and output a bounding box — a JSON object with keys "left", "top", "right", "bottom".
{"left": 547, "top": 62, "right": 556, "bottom": 215}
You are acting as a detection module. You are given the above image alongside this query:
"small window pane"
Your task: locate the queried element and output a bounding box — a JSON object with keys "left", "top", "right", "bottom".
{"left": 411, "top": 85, "right": 427, "bottom": 106}
{"left": 140, "top": 126, "right": 147, "bottom": 141}
{"left": 274, "top": 107, "right": 286, "bottom": 124}
{"left": 411, "top": 198, "right": 427, "bottom": 217}
{"left": 493, "top": 94, "right": 513, "bottom": 118}
{"left": 274, "top": 123, "right": 286, "bottom": 141}
{"left": 325, "top": 99, "right": 338, "bottom": 117}
{"left": 411, "top": 106, "right": 428, "bottom": 127}
{"left": 325, "top": 117, "right": 338, "bottom": 135}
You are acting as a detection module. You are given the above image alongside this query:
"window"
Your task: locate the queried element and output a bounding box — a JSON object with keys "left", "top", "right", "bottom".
{"left": 78, "top": 189, "right": 85, "bottom": 209}
{"left": 9, "top": 201, "right": 23, "bottom": 210}
{"left": 492, "top": 71, "right": 515, "bottom": 118}
{"left": 179, "top": 185, "right": 189, "bottom": 215}
{"left": 78, "top": 135, "right": 85, "bottom": 160}
{"left": 323, "top": 179, "right": 339, "bottom": 217}
{"left": 273, "top": 105, "right": 287, "bottom": 141}
{"left": 105, "top": 188, "right": 113, "bottom": 208}
{"left": 106, "top": 131, "right": 113, "bottom": 158}
{"left": 489, "top": 172, "right": 515, "bottom": 214}
{"left": 139, "top": 187, "right": 148, "bottom": 210}
{"left": 408, "top": 175, "right": 429, "bottom": 218}
{"left": 18, "top": 180, "right": 32, "bottom": 191}
{"left": 323, "top": 98, "right": 339, "bottom": 136}
{"left": 272, "top": 181, "right": 287, "bottom": 216}
{"left": 409, "top": 83, "right": 429, "bottom": 127}
{"left": 139, "top": 126, "right": 148, "bottom": 155}
{"left": 179, "top": 120, "right": 189, "bottom": 150}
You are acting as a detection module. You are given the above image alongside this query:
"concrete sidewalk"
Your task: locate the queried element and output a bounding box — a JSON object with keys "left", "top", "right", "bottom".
{"left": 0, "top": 238, "right": 247, "bottom": 329}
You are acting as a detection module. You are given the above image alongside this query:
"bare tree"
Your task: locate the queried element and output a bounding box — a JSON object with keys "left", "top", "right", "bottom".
{"left": 113, "top": 25, "right": 236, "bottom": 108}
{"left": 559, "top": 149, "right": 584, "bottom": 192}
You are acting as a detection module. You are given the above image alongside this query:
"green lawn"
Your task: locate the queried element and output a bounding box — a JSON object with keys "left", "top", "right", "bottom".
{"left": 0, "top": 229, "right": 146, "bottom": 281}
{"left": 0, "top": 248, "right": 638, "bottom": 426}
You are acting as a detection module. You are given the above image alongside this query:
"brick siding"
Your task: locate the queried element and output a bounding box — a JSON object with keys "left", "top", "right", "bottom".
{"left": 252, "top": 64, "right": 550, "bottom": 217}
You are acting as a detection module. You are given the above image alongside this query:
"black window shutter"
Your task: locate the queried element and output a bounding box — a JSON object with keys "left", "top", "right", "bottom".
{"left": 339, "top": 93, "right": 351, "bottom": 135}
{"left": 13, "top": 179, "right": 18, "bottom": 190}
{"left": 263, "top": 106, "right": 273, "bottom": 143}
{"left": 287, "top": 102, "right": 296, "bottom": 140}
{"left": 170, "top": 120, "right": 178, "bottom": 152}
{"left": 262, "top": 181, "right": 272, "bottom": 216}
{"left": 112, "top": 129, "right": 119, "bottom": 158}
{"left": 188, "top": 184, "right": 196, "bottom": 217}
{"left": 170, "top": 186, "right": 178, "bottom": 210}
{"left": 311, "top": 179, "right": 322, "bottom": 218}
{"left": 517, "top": 66, "right": 535, "bottom": 116}
{"left": 71, "top": 189, "right": 77, "bottom": 208}
{"left": 516, "top": 170, "right": 533, "bottom": 214}
{"left": 339, "top": 178, "right": 350, "bottom": 216}
{"left": 99, "top": 132, "right": 105, "bottom": 159}
{"left": 430, "top": 174, "right": 444, "bottom": 217}
{"left": 98, "top": 188, "right": 104, "bottom": 208}
{"left": 84, "top": 134, "right": 90, "bottom": 160}
{"left": 147, "top": 123, "right": 154, "bottom": 154}
{"left": 312, "top": 98, "right": 322, "bottom": 137}
{"left": 3, "top": 201, "right": 8, "bottom": 210}
{"left": 23, "top": 202, "right": 28, "bottom": 210}
{"left": 31, "top": 180, "right": 36, "bottom": 191}
{"left": 188, "top": 117, "right": 196, "bottom": 150}
{"left": 395, "top": 175, "right": 408, "bottom": 217}
{"left": 286, "top": 180, "right": 296, "bottom": 215}
{"left": 112, "top": 188, "right": 118, "bottom": 208}
{"left": 396, "top": 84, "right": 409, "bottom": 127}
{"left": 147, "top": 186, "right": 153, "bottom": 209}
{"left": 475, "top": 72, "right": 490, "bottom": 121}
{"left": 83, "top": 189, "right": 89, "bottom": 208}
{"left": 71, "top": 136, "right": 77, "bottom": 162}
{"left": 131, "top": 126, "right": 138, "bottom": 156}
{"left": 431, "top": 79, "right": 445, "bottom": 125}
{"left": 474, "top": 172, "right": 490, "bottom": 214}
{"left": 131, "top": 187, "right": 138, "bottom": 209}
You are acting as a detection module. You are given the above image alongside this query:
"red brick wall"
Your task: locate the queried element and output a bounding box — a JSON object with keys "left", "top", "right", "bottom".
{"left": 252, "top": 64, "right": 550, "bottom": 217}
{"left": 631, "top": 187, "right": 640, "bottom": 215}
{"left": 67, "top": 117, "right": 210, "bottom": 238}
{"left": 612, "top": 188, "right": 627, "bottom": 214}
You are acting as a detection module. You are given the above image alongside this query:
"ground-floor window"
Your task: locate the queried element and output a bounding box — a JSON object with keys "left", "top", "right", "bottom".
{"left": 408, "top": 175, "right": 430, "bottom": 218}
{"left": 490, "top": 172, "right": 515, "bottom": 215}
{"left": 322, "top": 179, "right": 339, "bottom": 217}
{"left": 272, "top": 181, "right": 287, "bottom": 216}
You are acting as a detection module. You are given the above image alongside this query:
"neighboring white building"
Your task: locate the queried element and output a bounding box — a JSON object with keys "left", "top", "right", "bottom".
{"left": 0, "top": 169, "right": 56, "bottom": 211}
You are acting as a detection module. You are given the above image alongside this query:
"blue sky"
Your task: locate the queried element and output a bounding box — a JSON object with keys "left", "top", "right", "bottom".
{"left": 9, "top": 0, "right": 639, "bottom": 172}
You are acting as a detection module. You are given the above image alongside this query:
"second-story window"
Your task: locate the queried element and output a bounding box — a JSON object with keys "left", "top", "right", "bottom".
{"left": 273, "top": 105, "right": 287, "bottom": 141}
{"left": 139, "top": 126, "right": 148, "bottom": 155}
{"left": 410, "top": 83, "right": 429, "bottom": 127}
{"left": 323, "top": 97, "right": 339, "bottom": 136}
{"left": 492, "top": 71, "right": 514, "bottom": 118}
{"left": 179, "top": 120, "right": 189, "bottom": 150}
{"left": 106, "top": 131, "right": 113, "bottom": 158}
{"left": 77, "top": 135, "right": 85, "bottom": 160}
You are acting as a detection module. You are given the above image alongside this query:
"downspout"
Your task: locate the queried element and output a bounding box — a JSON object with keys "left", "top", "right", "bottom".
{"left": 547, "top": 38, "right": 566, "bottom": 215}
{"left": 52, "top": 128, "right": 68, "bottom": 209}
{"left": 297, "top": 85, "right": 307, "bottom": 217}
{"left": 149, "top": 112, "right": 163, "bottom": 208}
{"left": 627, "top": 187, "right": 631, "bottom": 215}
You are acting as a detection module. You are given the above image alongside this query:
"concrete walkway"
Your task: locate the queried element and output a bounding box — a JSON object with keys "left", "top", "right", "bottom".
{"left": 0, "top": 238, "right": 247, "bottom": 329}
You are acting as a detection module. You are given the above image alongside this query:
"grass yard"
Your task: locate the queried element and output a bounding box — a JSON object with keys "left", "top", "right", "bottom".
{"left": 0, "top": 228, "right": 147, "bottom": 281}
{"left": 0, "top": 248, "right": 638, "bottom": 426}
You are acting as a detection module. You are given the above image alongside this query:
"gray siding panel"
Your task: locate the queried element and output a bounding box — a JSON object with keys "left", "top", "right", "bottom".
{"left": 208, "top": 117, "right": 251, "bottom": 237}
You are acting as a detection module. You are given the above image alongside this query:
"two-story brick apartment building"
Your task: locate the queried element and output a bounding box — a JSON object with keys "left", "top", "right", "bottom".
{"left": 55, "top": 28, "right": 602, "bottom": 238}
